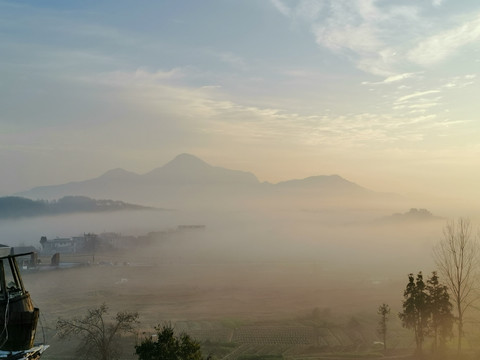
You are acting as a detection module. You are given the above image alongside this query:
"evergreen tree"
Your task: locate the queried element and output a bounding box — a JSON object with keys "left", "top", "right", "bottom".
{"left": 399, "top": 272, "right": 430, "bottom": 354}
{"left": 427, "top": 271, "right": 454, "bottom": 352}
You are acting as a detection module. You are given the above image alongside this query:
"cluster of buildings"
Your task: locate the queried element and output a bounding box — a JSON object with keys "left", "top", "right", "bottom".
{"left": 39, "top": 233, "right": 98, "bottom": 255}
{"left": 36, "top": 225, "right": 205, "bottom": 257}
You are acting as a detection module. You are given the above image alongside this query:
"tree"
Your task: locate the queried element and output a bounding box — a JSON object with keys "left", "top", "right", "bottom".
{"left": 56, "top": 303, "right": 139, "bottom": 360}
{"left": 135, "top": 324, "right": 204, "bottom": 360}
{"left": 426, "top": 271, "right": 453, "bottom": 352}
{"left": 433, "top": 218, "right": 479, "bottom": 353}
{"left": 377, "top": 303, "right": 390, "bottom": 352}
{"left": 399, "top": 272, "right": 430, "bottom": 354}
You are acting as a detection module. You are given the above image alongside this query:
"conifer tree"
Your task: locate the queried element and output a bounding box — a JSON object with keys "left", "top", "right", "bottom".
{"left": 427, "top": 271, "right": 453, "bottom": 352}
{"left": 399, "top": 272, "right": 430, "bottom": 354}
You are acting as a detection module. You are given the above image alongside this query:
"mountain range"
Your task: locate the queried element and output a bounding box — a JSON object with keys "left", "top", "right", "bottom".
{"left": 16, "top": 153, "right": 389, "bottom": 209}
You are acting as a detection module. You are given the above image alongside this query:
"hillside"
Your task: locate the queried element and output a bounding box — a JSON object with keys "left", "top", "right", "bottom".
{"left": 0, "top": 196, "right": 152, "bottom": 219}
{"left": 377, "top": 208, "right": 444, "bottom": 223}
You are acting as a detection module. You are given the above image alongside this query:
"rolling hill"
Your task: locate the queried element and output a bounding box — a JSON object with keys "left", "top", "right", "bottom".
{"left": 0, "top": 196, "right": 153, "bottom": 219}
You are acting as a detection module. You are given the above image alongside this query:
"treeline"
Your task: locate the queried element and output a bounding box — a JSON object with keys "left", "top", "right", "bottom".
{"left": 399, "top": 271, "right": 453, "bottom": 354}
{"left": 380, "top": 218, "right": 478, "bottom": 357}
{"left": 0, "top": 195, "right": 152, "bottom": 219}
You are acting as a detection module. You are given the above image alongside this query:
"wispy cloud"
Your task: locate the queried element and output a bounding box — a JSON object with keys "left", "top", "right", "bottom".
{"left": 78, "top": 68, "right": 185, "bottom": 87}
{"left": 270, "top": 0, "right": 291, "bottom": 17}
{"left": 407, "top": 14, "right": 480, "bottom": 66}
{"left": 408, "top": 103, "right": 439, "bottom": 110}
{"left": 271, "top": 0, "right": 420, "bottom": 76}
{"left": 271, "top": 0, "right": 480, "bottom": 78}
{"left": 362, "top": 72, "right": 420, "bottom": 85}
{"left": 78, "top": 69, "right": 455, "bottom": 150}
{"left": 396, "top": 90, "right": 441, "bottom": 103}
{"left": 442, "top": 74, "right": 476, "bottom": 88}
{"left": 294, "top": 0, "right": 324, "bottom": 22}
{"left": 313, "top": 22, "right": 381, "bottom": 54}
{"left": 383, "top": 73, "right": 418, "bottom": 84}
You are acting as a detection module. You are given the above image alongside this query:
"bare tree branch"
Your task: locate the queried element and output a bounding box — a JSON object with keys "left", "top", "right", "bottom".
{"left": 433, "top": 218, "right": 479, "bottom": 354}
{"left": 56, "top": 303, "right": 139, "bottom": 360}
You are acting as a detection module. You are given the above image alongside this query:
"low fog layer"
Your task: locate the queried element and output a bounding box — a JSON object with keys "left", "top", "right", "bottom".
{"left": 3, "top": 206, "right": 443, "bottom": 274}
{"left": 9, "top": 200, "right": 469, "bottom": 360}
{"left": 12, "top": 206, "right": 448, "bottom": 316}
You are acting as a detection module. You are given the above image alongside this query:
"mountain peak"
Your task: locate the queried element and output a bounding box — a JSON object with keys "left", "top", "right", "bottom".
{"left": 99, "top": 168, "right": 138, "bottom": 180}
{"left": 166, "top": 153, "right": 209, "bottom": 168}
{"left": 144, "top": 153, "right": 259, "bottom": 185}
{"left": 174, "top": 153, "right": 205, "bottom": 162}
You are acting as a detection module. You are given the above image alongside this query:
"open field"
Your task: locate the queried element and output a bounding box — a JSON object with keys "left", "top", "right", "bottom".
{"left": 24, "top": 255, "right": 413, "bottom": 360}
{"left": 26, "top": 256, "right": 407, "bottom": 322}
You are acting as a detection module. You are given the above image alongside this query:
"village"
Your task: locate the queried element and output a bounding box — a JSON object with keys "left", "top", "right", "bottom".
{"left": 12, "top": 225, "right": 206, "bottom": 271}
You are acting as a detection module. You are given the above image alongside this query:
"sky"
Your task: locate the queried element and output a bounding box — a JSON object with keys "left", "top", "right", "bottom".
{"left": 1, "top": 0, "right": 480, "bottom": 202}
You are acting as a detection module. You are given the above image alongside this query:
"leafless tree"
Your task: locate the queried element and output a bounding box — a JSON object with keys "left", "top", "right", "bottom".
{"left": 56, "top": 303, "right": 139, "bottom": 360}
{"left": 433, "top": 218, "right": 479, "bottom": 354}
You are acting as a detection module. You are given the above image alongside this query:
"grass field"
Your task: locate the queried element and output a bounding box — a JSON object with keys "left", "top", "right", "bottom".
{"left": 22, "top": 253, "right": 415, "bottom": 360}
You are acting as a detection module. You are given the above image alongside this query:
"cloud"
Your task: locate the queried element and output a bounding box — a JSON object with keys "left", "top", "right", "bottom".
{"left": 294, "top": 0, "right": 324, "bottom": 22}
{"left": 362, "top": 72, "right": 420, "bottom": 85}
{"left": 396, "top": 90, "right": 441, "bottom": 103}
{"left": 383, "top": 72, "right": 418, "bottom": 84}
{"left": 407, "top": 14, "right": 480, "bottom": 66}
{"left": 310, "top": 0, "right": 384, "bottom": 55}
{"left": 271, "top": 0, "right": 421, "bottom": 76}
{"left": 313, "top": 22, "right": 381, "bottom": 54}
{"left": 78, "top": 68, "right": 185, "bottom": 87}
{"left": 271, "top": 0, "right": 480, "bottom": 78}
{"left": 270, "top": 0, "right": 291, "bottom": 17}
{"left": 78, "top": 68, "right": 449, "bottom": 150}
{"left": 270, "top": 0, "right": 324, "bottom": 22}
{"left": 441, "top": 74, "right": 476, "bottom": 89}
{"left": 408, "top": 103, "right": 439, "bottom": 110}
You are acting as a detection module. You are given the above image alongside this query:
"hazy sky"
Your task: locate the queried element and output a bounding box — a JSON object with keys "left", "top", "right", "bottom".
{"left": 1, "top": 0, "right": 480, "bottom": 200}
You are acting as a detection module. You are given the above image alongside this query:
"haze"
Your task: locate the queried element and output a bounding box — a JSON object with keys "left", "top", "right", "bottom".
{"left": 1, "top": 0, "right": 480, "bottom": 203}
{"left": 2, "top": 1, "right": 480, "bottom": 357}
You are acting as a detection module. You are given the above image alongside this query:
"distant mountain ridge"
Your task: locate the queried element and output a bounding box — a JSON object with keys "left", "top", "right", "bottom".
{"left": 275, "top": 174, "right": 369, "bottom": 194}
{"left": 16, "top": 153, "right": 377, "bottom": 207}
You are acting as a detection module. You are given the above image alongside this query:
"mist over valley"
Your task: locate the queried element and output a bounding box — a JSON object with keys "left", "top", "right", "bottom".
{"left": 5, "top": 1, "right": 480, "bottom": 358}
{"left": 4, "top": 155, "right": 452, "bottom": 336}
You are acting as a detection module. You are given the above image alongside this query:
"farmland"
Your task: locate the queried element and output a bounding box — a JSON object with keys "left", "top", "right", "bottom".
{"left": 23, "top": 255, "right": 413, "bottom": 360}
